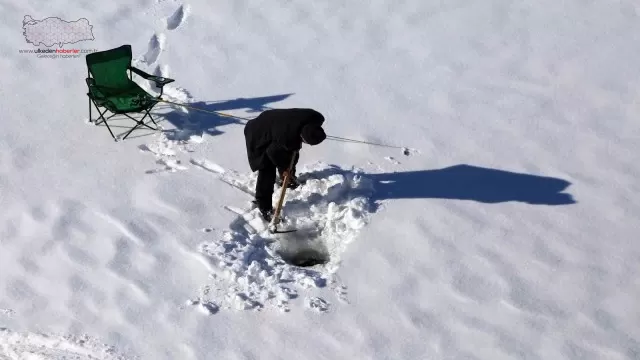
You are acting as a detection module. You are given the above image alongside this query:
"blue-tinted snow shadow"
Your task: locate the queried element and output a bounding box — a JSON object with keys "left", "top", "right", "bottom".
{"left": 299, "top": 164, "right": 575, "bottom": 206}
{"left": 369, "top": 164, "right": 576, "bottom": 205}
{"left": 158, "top": 93, "right": 293, "bottom": 139}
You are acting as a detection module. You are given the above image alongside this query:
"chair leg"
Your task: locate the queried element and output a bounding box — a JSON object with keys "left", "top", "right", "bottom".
{"left": 147, "top": 102, "right": 162, "bottom": 127}
{"left": 93, "top": 107, "right": 109, "bottom": 125}
{"left": 146, "top": 110, "right": 159, "bottom": 127}
{"left": 121, "top": 118, "right": 140, "bottom": 140}
{"left": 90, "top": 100, "right": 117, "bottom": 141}
{"left": 121, "top": 112, "right": 155, "bottom": 140}
{"left": 103, "top": 116, "right": 117, "bottom": 141}
{"left": 138, "top": 111, "right": 157, "bottom": 130}
{"left": 89, "top": 101, "right": 115, "bottom": 125}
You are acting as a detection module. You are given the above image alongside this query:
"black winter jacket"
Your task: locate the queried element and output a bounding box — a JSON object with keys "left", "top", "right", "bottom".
{"left": 244, "top": 108, "right": 324, "bottom": 172}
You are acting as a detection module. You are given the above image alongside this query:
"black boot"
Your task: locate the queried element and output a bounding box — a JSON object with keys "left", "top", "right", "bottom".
{"left": 252, "top": 200, "right": 274, "bottom": 222}
{"left": 275, "top": 174, "right": 301, "bottom": 189}
{"left": 259, "top": 207, "right": 274, "bottom": 222}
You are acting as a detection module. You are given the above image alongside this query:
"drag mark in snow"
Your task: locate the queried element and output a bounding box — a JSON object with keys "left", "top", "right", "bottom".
{"left": 191, "top": 158, "right": 257, "bottom": 197}
{"left": 189, "top": 158, "right": 225, "bottom": 174}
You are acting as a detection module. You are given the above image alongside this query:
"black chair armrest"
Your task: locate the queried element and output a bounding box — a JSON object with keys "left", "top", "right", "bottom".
{"left": 129, "top": 66, "right": 175, "bottom": 87}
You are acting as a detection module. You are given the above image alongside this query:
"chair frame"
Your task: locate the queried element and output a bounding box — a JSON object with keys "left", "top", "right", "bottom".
{"left": 86, "top": 45, "right": 175, "bottom": 141}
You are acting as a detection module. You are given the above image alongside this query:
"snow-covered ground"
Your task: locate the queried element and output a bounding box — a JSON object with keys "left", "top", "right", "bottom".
{"left": 2, "top": 0, "right": 640, "bottom": 359}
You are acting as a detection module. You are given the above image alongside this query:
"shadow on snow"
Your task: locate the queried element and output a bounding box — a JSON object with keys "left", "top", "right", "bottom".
{"left": 159, "top": 93, "right": 293, "bottom": 139}
{"left": 103, "top": 93, "right": 293, "bottom": 140}
{"left": 300, "top": 164, "right": 576, "bottom": 206}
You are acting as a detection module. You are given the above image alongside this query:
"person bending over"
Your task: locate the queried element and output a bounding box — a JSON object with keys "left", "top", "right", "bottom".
{"left": 243, "top": 108, "right": 326, "bottom": 221}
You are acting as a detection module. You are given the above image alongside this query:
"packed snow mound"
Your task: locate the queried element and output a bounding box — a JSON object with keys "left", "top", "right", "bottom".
{"left": 191, "top": 162, "right": 375, "bottom": 313}
{"left": 0, "top": 328, "right": 132, "bottom": 359}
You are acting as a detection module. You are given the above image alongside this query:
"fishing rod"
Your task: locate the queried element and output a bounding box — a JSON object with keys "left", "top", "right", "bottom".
{"left": 158, "top": 98, "right": 415, "bottom": 154}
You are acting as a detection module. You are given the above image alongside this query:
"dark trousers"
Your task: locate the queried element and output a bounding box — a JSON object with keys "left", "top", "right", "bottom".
{"left": 255, "top": 152, "right": 299, "bottom": 210}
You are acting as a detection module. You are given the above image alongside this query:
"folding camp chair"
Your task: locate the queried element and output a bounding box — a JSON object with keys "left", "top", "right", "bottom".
{"left": 85, "top": 44, "right": 175, "bottom": 141}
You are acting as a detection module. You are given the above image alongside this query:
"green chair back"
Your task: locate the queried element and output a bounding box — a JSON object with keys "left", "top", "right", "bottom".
{"left": 86, "top": 45, "right": 132, "bottom": 90}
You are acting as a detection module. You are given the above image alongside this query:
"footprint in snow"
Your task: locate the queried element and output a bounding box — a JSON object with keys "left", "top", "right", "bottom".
{"left": 306, "top": 297, "right": 330, "bottom": 313}
{"left": 145, "top": 159, "right": 187, "bottom": 174}
{"left": 187, "top": 299, "right": 219, "bottom": 315}
{"left": 142, "top": 33, "right": 165, "bottom": 65}
{"left": 402, "top": 147, "right": 419, "bottom": 156}
{"left": 385, "top": 156, "right": 400, "bottom": 165}
{"left": 138, "top": 144, "right": 152, "bottom": 153}
{"left": 153, "top": 64, "right": 170, "bottom": 78}
{"left": 166, "top": 4, "right": 190, "bottom": 30}
{"left": 334, "top": 285, "right": 349, "bottom": 304}
{"left": 0, "top": 309, "right": 15, "bottom": 317}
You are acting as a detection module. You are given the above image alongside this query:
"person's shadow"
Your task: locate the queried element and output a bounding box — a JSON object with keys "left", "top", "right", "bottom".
{"left": 369, "top": 164, "right": 576, "bottom": 205}
{"left": 298, "top": 164, "right": 575, "bottom": 206}
{"left": 156, "top": 93, "right": 293, "bottom": 139}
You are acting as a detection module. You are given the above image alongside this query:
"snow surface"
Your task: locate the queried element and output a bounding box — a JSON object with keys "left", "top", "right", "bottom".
{"left": 2, "top": 0, "right": 640, "bottom": 359}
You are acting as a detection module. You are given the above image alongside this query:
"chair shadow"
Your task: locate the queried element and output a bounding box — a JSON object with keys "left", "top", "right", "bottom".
{"left": 370, "top": 164, "right": 576, "bottom": 205}
{"left": 299, "top": 164, "right": 576, "bottom": 206}
{"left": 158, "top": 93, "right": 293, "bottom": 140}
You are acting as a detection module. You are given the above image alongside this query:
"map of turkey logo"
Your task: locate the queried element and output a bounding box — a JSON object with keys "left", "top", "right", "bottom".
{"left": 22, "top": 15, "right": 94, "bottom": 48}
